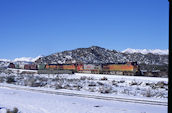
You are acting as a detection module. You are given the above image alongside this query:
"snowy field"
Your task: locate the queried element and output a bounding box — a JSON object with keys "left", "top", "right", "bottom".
{"left": 0, "top": 72, "right": 168, "bottom": 113}
{"left": 0, "top": 73, "right": 168, "bottom": 99}
{"left": 0, "top": 86, "right": 167, "bottom": 113}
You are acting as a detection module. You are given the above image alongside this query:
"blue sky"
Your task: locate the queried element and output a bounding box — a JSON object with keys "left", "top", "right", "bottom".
{"left": 0, "top": 0, "right": 169, "bottom": 59}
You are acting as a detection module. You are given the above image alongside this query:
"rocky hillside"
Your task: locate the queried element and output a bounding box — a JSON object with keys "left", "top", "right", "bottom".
{"left": 35, "top": 46, "right": 168, "bottom": 65}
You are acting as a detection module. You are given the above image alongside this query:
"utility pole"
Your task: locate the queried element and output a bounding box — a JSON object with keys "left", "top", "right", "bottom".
{"left": 169, "top": 0, "right": 172, "bottom": 112}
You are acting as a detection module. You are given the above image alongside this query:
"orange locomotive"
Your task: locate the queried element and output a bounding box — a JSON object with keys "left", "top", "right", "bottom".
{"left": 102, "top": 62, "right": 140, "bottom": 75}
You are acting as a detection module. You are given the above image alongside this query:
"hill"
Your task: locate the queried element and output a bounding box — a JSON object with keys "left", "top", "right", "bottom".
{"left": 35, "top": 46, "right": 168, "bottom": 65}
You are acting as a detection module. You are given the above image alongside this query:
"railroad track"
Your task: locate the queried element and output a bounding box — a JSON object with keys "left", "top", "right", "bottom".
{"left": 0, "top": 85, "right": 167, "bottom": 106}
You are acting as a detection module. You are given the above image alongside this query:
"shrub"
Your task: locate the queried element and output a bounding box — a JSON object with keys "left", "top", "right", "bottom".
{"left": 118, "top": 80, "right": 125, "bottom": 83}
{"left": 112, "top": 80, "right": 118, "bottom": 86}
{"left": 88, "top": 82, "right": 97, "bottom": 87}
{"left": 97, "top": 81, "right": 104, "bottom": 86}
{"left": 156, "top": 92, "right": 166, "bottom": 98}
{"left": 31, "top": 82, "right": 42, "bottom": 87}
{"left": 87, "top": 77, "right": 94, "bottom": 80}
{"left": 112, "top": 90, "right": 118, "bottom": 94}
{"left": 145, "top": 83, "right": 151, "bottom": 86}
{"left": 143, "top": 89, "right": 155, "bottom": 97}
{"left": 52, "top": 77, "right": 60, "bottom": 81}
{"left": 80, "top": 76, "right": 87, "bottom": 80}
{"left": 129, "top": 81, "right": 138, "bottom": 86}
{"left": 100, "top": 77, "right": 108, "bottom": 81}
{"left": 63, "top": 84, "right": 71, "bottom": 89}
{"left": 88, "top": 88, "right": 96, "bottom": 92}
{"left": 27, "top": 78, "right": 36, "bottom": 87}
{"left": 6, "top": 107, "right": 19, "bottom": 113}
{"left": 0, "top": 77, "right": 5, "bottom": 83}
{"left": 73, "top": 84, "right": 82, "bottom": 91}
{"left": 136, "top": 87, "right": 140, "bottom": 90}
{"left": 6, "top": 76, "right": 16, "bottom": 83}
{"left": 122, "top": 89, "right": 130, "bottom": 95}
{"left": 55, "top": 84, "right": 63, "bottom": 89}
{"left": 98, "top": 86, "right": 112, "bottom": 94}
{"left": 156, "top": 81, "right": 167, "bottom": 88}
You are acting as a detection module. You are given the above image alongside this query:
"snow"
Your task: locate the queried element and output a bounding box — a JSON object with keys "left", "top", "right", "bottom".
{"left": 0, "top": 56, "right": 42, "bottom": 63}
{"left": 65, "top": 55, "right": 72, "bottom": 59}
{"left": 0, "top": 85, "right": 167, "bottom": 113}
{"left": 0, "top": 72, "right": 168, "bottom": 100}
{"left": 0, "top": 59, "right": 11, "bottom": 62}
{"left": 0, "top": 82, "right": 167, "bottom": 102}
{"left": 122, "top": 48, "right": 168, "bottom": 55}
{"left": 75, "top": 73, "right": 168, "bottom": 82}
{"left": 13, "top": 56, "right": 42, "bottom": 62}
{"left": 0, "top": 72, "right": 168, "bottom": 113}
{"left": 7, "top": 68, "right": 38, "bottom": 73}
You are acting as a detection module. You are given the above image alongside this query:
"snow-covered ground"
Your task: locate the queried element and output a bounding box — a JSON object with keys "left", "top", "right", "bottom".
{"left": 0, "top": 73, "right": 168, "bottom": 113}
{"left": 0, "top": 86, "right": 167, "bottom": 113}
{"left": 7, "top": 68, "right": 37, "bottom": 73}
{"left": 0, "top": 73, "right": 168, "bottom": 99}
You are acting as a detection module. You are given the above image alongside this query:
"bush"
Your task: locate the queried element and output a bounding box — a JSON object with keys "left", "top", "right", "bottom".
{"left": 31, "top": 82, "right": 42, "bottom": 87}
{"left": 156, "top": 81, "right": 167, "bottom": 88}
{"left": 112, "top": 80, "right": 118, "bottom": 86}
{"left": 52, "top": 76, "right": 61, "bottom": 81}
{"left": 0, "top": 77, "right": 5, "bottom": 83}
{"left": 118, "top": 80, "right": 125, "bottom": 83}
{"left": 6, "top": 107, "right": 19, "bottom": 113}
{"left": 156, "top": 92, "right": 166, "bottom": 98}
{"left": 98, "top": 86, "right": 112, "bottom": 94}
{"left": 143, "top": 89, "right": 155, "bottom": 97}
{"left": 55, "top": 84, "right": 63, "bottom": 89}
{"left": 100, "top": 77, "right": 108, "bottom": 81}
{"left": 6, "top": 76, "right": 16, "bottom": 83}
{"left": 88, "top": 82, "right": 97, "bottom": 87}
{"left": 80, "top": 76, "right": 87, "bottom": 80}
{"left": 97, "top": 81, "right": 104, "bottom": 86}
{"left": 87, "top": 77, "right": 94, "bottom": 80}
{"left": 27, "top": 78, "right": 36, "bottom": 87}
{"left": 122, "top": 89, "right": 130, "bottom": 95}
{"left": 88, "top": 88, "right": 96, "bottom": 92}
{"left": 129, "top": 81, "right": 139, "bottom": 86}
{"left": 73, "top": 84, "right": 82, "bottom": 91}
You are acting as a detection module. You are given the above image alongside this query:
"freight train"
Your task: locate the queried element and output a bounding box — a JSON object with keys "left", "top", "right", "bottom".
{"left": 8, "top": 62, "right": 141, "bottom": 75}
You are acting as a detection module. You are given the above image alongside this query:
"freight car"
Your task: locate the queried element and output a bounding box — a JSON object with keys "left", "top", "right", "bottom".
{"left": 24, "top": 64, "right": 31, "bottom": 70}
{"left": 19, "top": 64, "right": 25, "bottom": 69}
{"left": 78, "top": 64, "right": 102, "bottom": 74}
{"left": 15, "top": 64, "right": 19, "bottom": 69}
{"left": 8, "top": 63, "right": 15, "bottom": 68}
{"left": 37, "top": 64, "right": 46, "bottom": 70}
{"left": 30, "top": 64, "right": 37, "bottom": 70}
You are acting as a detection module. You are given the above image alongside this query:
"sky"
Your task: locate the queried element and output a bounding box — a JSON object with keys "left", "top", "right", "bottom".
{"left": 0, "top": 0, "right": 169, "bottom": 59}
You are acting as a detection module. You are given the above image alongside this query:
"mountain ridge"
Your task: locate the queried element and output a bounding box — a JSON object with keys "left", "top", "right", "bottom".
{"left": 35, "top": 46, "right": 168, "bottom": 65}
{"left": 0, "top": 46, "right": 168, "bottom": 64}
{"left": 122, "top": 48, "right": 168, "bottom": 55}
{"left": 0, "top": 46, "right": 168, "bottom": 62}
